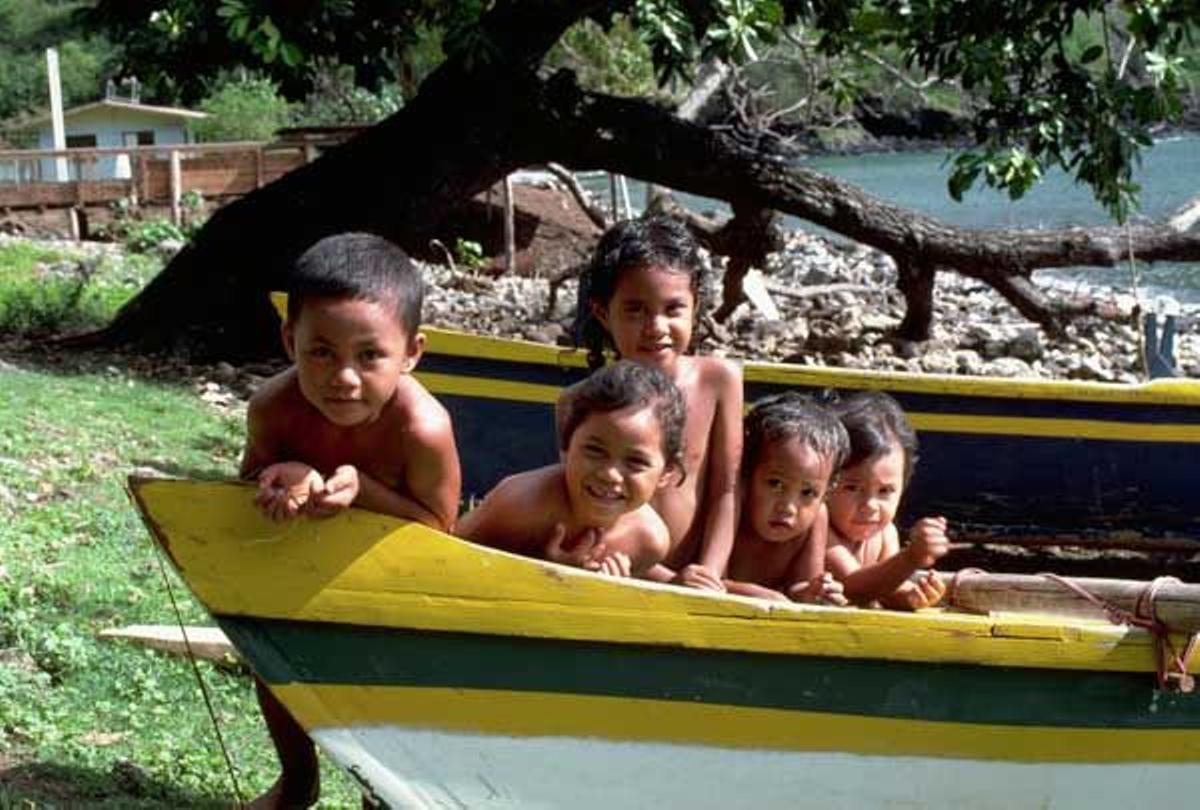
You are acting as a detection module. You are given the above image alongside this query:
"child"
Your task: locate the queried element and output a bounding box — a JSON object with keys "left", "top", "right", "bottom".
{"left": 571, "top": 215, "right": 743, "bottom": 591}
{"left": 239, "top": 232, "right": 462, "bottom": 809}
{"left": 824, "top": 391, "right": 949, "bottom": 610}
{"left": 725, "top": 393, "right": 849, "bottom": 604}
{"left": 458, "top": 360, "right": 685, "bottom": 578}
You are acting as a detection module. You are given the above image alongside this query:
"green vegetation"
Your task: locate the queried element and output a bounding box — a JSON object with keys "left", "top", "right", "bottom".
{"left": 193, "top": 74, "right": 293, "bottom": 143}
{"left": 0, "top": 1, "right": 119, "bottom": 128}
{"left": 0, "top": 241, "right": 161, "bottom": 337}
{"left": 0, "top": 246, "right": 360, "bottom": 806}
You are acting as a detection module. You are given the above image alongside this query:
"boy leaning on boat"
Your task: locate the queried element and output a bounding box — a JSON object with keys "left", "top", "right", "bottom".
{"left": 239, "top": 232, "right": 462, "bottom": 810}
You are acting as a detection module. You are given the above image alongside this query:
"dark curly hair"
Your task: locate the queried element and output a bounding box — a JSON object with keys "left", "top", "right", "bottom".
{"left": 573, "top": 215, "right": 709, "bottom": 370}
{"left": 287, "top": 232, "right": 423, "bottom": 335}
{"left": 558, "top": 360, "right": 687, "bottom": 476}
{"left": 834, "top": 390, "right": 919, "bottom": 484}
{"left": 743, "top": 392, "right": 849, "bottom": 478}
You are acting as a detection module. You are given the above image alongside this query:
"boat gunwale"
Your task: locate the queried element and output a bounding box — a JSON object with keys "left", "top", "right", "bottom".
{"left": 127, "top": 477, "right": 1194, "bottom": 678}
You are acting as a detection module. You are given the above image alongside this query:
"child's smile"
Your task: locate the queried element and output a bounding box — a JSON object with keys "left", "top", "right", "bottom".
{"left": 563, "top": 404, "right": 668, "bottom": 527}
{"left": 828, "top": 443, "right": 905, "bottom": 543}
{"left": 596, "top": 265, "right": 696, "bottom": 373}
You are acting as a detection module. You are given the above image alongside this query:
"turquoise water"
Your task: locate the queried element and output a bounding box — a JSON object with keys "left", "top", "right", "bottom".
{"left": 805, "top": 135, "right": 1200, "bottom": 301}
{"left": 597, "top": 134, "right": 1200, "bottom": 301}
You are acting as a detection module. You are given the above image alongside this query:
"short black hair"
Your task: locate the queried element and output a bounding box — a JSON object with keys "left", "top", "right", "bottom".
{"left": 743, "top": 392, "right": 849, "bottom": 477}
{"left": 573, "top": 215, "right": 709, "bottom": 369}
{"left": 286, "top": 232, "right": 423, "bottom": 335}
{"left": 559, "top": 360, "right": 686, "bottom": 474}
{"left": 835, "top": 391, "right": 919, "bottom": 484}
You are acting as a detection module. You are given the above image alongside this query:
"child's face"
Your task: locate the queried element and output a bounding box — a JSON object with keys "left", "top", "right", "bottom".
{"left": 827, "top": 442, "right": 905, "bottom": 543}
{"left": 283, "top": 296, "right": 422, "bottom": 427}
{"left": 745, "top": 437, "right": 834, "bottom": 544}
{"left": 595, "top": 264, "right": 695, "bottom": 373}
{"left": 562, "top": 403, "right": 669, "bottom": 527}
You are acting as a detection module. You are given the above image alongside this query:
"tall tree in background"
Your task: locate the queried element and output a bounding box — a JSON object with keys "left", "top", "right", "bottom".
{"left": 84, "top": 0, "right": 1200, "bottom": 358}
{"left": 0, "top": 1, "right": 119, "bottom": 128}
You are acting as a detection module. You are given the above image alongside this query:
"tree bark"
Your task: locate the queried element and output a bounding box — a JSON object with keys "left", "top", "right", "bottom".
{"left": 895, "top": 260, "right": 935, "bottom": 341}
{"left": 77, "top": 24, "right": 1200, "bottom": 359}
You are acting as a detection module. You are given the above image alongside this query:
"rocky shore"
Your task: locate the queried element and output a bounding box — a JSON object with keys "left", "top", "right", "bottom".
{"left": 5, "top": 221, "right": 1198, "bottom": 385}
{"left": 423, "top": 227, "right": 1199, "bottom": 383}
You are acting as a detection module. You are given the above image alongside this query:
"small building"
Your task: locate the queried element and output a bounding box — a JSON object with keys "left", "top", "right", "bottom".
{"left": 16, "top": 85, "right": 206, "bottom": 181}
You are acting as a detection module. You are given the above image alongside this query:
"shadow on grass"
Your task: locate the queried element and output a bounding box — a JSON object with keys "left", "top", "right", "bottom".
{"left": 130, "top": 458, "right": 236, "bottom": 482}
{"left": 0, "top": 759, "right": 232, "bottom": 809}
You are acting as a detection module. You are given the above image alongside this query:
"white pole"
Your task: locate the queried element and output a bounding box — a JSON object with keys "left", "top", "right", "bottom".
{"left": 46, "top": 48, "right": 68, "bottom": 182}
{"left": 170, "top": 149, "right": 182, "bottom": 225}
{"left": 502, "top": 175, "right": 516, "bottom": 276}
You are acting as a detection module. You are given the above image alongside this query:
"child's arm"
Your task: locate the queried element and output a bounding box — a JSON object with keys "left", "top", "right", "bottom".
{"left": 241, "top": 388, "right": 325, "bottom": 520}
{"left": 724, "top": 580, "right": 789, "bottom": 601}
{"left": 682, "top": 359, "right": 743, "bottom": 586}
{"left": 827, "top": 517, "right": 948, "bottom": 607}
{"left": 883, "top": 570, "right": 948, "bottom": 610}
{"left": 783, "top": 510, "right": 847, "bottom": 605}
{"left": 343, "top": 414, "right": 462, "bottom": 531}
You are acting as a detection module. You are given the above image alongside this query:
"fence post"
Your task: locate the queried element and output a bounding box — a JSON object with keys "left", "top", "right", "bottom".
{"left": 169, "top": 148, "right": 182, "bottom": 225}
{"left": 502, "top": 174, "right": 516, "bottom": 276}
{"left": 255, "top": 147, "right": 264, "bottom": 189}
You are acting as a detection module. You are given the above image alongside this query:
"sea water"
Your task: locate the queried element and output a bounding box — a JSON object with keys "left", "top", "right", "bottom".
{"left": 589, "top": 133, "right": 1200, "bottom": 303}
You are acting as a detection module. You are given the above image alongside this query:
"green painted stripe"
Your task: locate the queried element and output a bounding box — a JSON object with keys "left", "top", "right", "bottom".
{"left": 219, "top": 616, "right": 1200, "bottom": 730}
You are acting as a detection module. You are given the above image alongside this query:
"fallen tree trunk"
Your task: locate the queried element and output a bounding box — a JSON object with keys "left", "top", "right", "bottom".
{"left": 73, "top": 23, "right": 1200, "bottom": 358}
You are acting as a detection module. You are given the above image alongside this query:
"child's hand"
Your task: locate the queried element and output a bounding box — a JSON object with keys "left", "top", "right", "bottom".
{"left": 255, "top": 462, "right": 324, "bottom": 521}
{"left": 788, "top": 573, "right": 849, "bottom": 606}
{"left": 673, "top": 564, "right": 726, "bottom": 592}
{"left": 308, "top": 465, "right": 359, "bottom": 516}
{"left": 597, "top": 551, "right": 633, "bottom": 579}
{"left": 905, "top": 516, "right": 949, "bottom": 568}
{"left": 544, "top": 524, "right": 608, "bottom": 571}
{"left": 908, "top": 570, "right": 947, "bottom": 609}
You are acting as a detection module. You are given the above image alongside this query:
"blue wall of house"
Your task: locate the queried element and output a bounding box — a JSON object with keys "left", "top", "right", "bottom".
{"left": 36, "top": 106, "right": 196, "bottom": 181}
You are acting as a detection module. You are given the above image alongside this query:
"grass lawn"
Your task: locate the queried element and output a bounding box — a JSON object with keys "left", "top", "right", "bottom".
{"left": 0, "top": 237, "right": 360, "bottom": 807}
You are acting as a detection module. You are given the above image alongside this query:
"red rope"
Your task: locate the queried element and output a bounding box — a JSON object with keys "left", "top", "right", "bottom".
{"left": 1039, "top": 573, "right": 1197, "bottom": 693}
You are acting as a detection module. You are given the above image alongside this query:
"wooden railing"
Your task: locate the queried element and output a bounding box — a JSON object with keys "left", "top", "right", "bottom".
{"left": 0, "top": 142, "right": 310, "bottom": 223}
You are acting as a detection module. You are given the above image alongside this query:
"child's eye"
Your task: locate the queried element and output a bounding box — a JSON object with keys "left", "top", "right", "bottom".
{"left": 666, "top": 303, "right": 687, "bottom": 316}
{"left": 359, "top": 349, "right": 383, "bottom": 363}
{"left": 625, "top": 455, "right": 652, "bottom": 471}
{"left": 583, "top": 443, "right": 606, "bottom": 458}
{"left": 308, "top": 347, "right": 333, "bottom": 359}
{"left": 766, "top": 478, "right": 785, "bottom": 492}
{"left": 800, "top": 486, "right": 818, "bottom": 499}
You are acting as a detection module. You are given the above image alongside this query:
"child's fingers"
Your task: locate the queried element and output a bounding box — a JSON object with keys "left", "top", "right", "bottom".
{"left": 680, "top": 565, "right": 725, "bottom": 592}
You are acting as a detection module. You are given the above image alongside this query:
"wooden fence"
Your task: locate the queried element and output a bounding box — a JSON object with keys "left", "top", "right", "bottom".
{"left": 0, "top": 142, "right": 310, "bottom": 224}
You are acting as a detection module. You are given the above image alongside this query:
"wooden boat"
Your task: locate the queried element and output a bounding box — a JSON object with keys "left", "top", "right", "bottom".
{"left": 130, "top": 478, "right": 1200, "bottom": 809}
{"left": 415, "top": 326, "right": 1200, "bottom": 549}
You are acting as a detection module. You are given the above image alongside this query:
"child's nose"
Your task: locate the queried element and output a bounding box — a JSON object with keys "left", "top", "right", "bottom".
{"left": 644, "top": 314, "right": 667, "bottom": 336}
{"left": 332, "top": 364, "right": 360, "bottom": 387}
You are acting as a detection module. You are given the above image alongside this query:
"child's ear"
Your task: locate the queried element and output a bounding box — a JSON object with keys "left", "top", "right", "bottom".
{"left": 281, "top": 320, "right": 296, "bottom": 361}
{"left": 658, "top": 462, "right": 684, "bottom": 490}
{"left": 401, "top": 330, "right": 426, "bottom": 373}
{"left": 590, "top": 299, "right": 610, "bottom": 330}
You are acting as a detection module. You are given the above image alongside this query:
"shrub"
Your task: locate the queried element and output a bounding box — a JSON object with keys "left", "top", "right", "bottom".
{"left": 193, "top": 75, "right": 292, "bottom": 143}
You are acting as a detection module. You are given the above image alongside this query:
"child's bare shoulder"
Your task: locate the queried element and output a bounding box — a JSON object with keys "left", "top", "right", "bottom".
{"left": 383, "top": 375, "right": 453, "bottom": 438}
{"left": 627, "top": 503, "right": 672, "bottom": 558}
{"left": 247, "top": 367, "right": 302, "bottom": 415}
{"left": 491, "top": 465, "right": 561, "bottom": 506}
{"left": 692, "top": 355, "right": 742, "bottom": 396}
